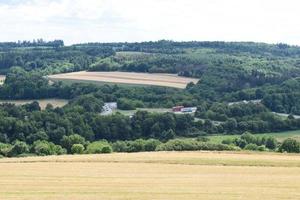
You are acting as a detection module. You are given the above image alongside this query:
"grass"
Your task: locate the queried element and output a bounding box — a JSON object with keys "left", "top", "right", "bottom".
{"left": 0, "top": 99, "right": 68, "bottom": 110}
{"left": 0, "top": 151, "right": 300, "bottom": 200}
{"left": 208, "top": 130, "right": 300, "bottom": 143}
{"left": 47, "top": 71, "right": 199, "bottom": 89}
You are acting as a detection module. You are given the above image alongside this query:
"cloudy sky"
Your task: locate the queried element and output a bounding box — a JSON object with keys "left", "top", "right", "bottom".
{"left": 0, "top": 0, "right": 299, "bottom": 45}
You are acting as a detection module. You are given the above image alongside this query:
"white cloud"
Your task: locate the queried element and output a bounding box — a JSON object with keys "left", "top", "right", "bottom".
{"left": 0, "top": 0, "right": 299, "bottom": 45}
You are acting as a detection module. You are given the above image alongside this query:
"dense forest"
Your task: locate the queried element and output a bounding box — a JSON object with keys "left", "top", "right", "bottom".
{"left": 0, "top": 39, "right": 300, "bottom": 157}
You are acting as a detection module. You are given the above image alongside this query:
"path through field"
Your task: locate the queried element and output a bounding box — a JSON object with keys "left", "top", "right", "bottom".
{"left": 0, "top": 151, "right": 299, "bottom": 200}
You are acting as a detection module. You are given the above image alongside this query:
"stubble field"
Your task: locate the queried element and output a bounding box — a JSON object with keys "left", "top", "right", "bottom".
{"left": 0, "top": 151, "right": 300, "bottom": 200}
{"left": 47, "top": 71, "right": 199, "bottom": 89}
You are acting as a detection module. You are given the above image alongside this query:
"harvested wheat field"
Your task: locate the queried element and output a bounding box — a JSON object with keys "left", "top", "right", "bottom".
{"left": 0, "top": 151, "right": 300, "bottom": 200}
{"left": 48, "top": 71, "right": 199, "bottom": 89}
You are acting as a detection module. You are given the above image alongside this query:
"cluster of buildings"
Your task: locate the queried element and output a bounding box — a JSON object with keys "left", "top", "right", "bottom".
{"left": 172, "top": 106, "right": 197, "bottom": 114}
{"left": 101, "top": 102, "right": 197, "bottom": 115}
{"left": 101, "top": 102, "right": 118, "bottom": 115}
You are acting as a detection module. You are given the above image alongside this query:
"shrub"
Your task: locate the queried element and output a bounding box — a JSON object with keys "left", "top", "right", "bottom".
{"left": 156, "top": 139, "right": 236, "bottom": 152}
{"left": 112, "top": 141, "right": 128, "bottom": 152}
{"left": 32, "top": 140, "right": 66, "bottom": 156}
{"left": 265, "top": 137, "right": 277, "bottom": 150}
{"left": 8, "top": 141, "right": 29, "bottom": 157}
{"left": 101, "top": 146, "right": 112, "bottom": 153}
{"left": 244, "top": 143, "right": 258, "bottom": 151}
{"left": 128, "top": 139, "right": 146, "bottom": 152}
{"left": 144, "top": 139, "right": 162, "bottom": 151}
{"left": 71, "top": 144, "right": 85, "bottom": 154}
{"left": 26, "top": 131, "right": 49, "bottom": 144}
{"left": 234, "top": 138, "right": 247, "bottom": 148}
{"left": 112, "top": 139, "right": 162, "bottom": 153}
{"left": 117, "top": 98, "right": 144, "bottom": 110}
{"left": 0, "top": 143, "right": 12, "bottom": 157}
{"left": 86, "top": 141, "right": 112, "bottom": 154}
{"left": 160, "top": 129, "right": 175, "bottom": 142}
{"left": 52, "top": 144, "right": 67, "bottom": 155}
{"left": 241, "top": 132, "right": 257, "bottom": 144}
{"left": 222, "top": 138, "right": 235, "bottom": 145}
{"left": 61, "top": 134, "right": 86, "bottom": 153}
{"left": 257, "top": 145, "right": 266, "bottom": 151}
{"left": 196, "top": 136, "right": 210, "bottom": 142}
{"left": 32, "top": 140, "right": 52, "bottom": 156}
{"left": 279, "top": 138, "right": 300, "bottom": 153}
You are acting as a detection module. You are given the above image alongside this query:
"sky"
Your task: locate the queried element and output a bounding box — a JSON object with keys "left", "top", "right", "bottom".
{"left": 0, "top": 0, "right": 300, "bottom": 45}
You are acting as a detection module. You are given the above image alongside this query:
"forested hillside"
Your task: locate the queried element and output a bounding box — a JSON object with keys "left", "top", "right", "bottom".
{"left": 0, "top": 40, "right": 300, "bottom": 156}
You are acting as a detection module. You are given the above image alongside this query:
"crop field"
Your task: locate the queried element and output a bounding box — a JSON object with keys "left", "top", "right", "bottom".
{"left": 0, "top": 151, "right": 300, "bottom": 200}
{"left": 0, "top": 99, "right": 68, "bottom": 109}
{"left": 47, "top": 71, "right": 199, "bottom": 89}
{"left": 208, "top": 130, "right": 300, "bottom": 143}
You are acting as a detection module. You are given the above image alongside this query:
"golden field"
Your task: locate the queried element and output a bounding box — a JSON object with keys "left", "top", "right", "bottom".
{"left": 0, "top": 151, "right": 300, "bottom": 200}
{"left": 47, "top": 71, "right": 199, "bottom": 89}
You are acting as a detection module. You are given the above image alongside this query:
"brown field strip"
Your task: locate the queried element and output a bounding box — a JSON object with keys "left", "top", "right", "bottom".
{"left": 0, "top": 151, "right": 300, "bottom": 200}
{"left": 48, "top": 71, "right": 199, "bottom": 89}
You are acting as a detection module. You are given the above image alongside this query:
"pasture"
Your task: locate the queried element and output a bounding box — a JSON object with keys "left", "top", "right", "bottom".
{"left": 0, "top": 99, "right": 68, "bottom": 109}
{"left": 0, "top": 151, "right": 300, "bottom": 200}
{"left": 208, "top": 130, "right": 300, "bottom": 143}
{"left": 47, "top": 71, "right": 199, "bottom": 89}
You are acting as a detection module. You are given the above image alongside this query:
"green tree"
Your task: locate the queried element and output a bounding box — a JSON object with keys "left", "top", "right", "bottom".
{"left": 8, "top": 141, "right": 29, "bottom": 157}
{"left": 241, "top": 132, "right": 257, "bottom": 144}
{"left": 86, "top": 141, "right": 112, "bottom": 154}
{"left": 32, "top": 140, "right": 66, "bottom": 156}
{"left": 244, "top": 143, "right": 258, "bottom": 151}
{"left": 101, "top": 146, "right": 112, "bottom": 153}
{"left": 144, "top": 139, "right": 162, "bottom": 151}
{"left": 61, "top": 134, "right": 86, "bottom": 153}
{"left": 71, "top": 144, "right": 85, "bottom": 154}
{"left": 279, "top": 138, "right": 300, "bottom": 153}
{"left": 265, "top": 137, "right": 277, "bottom": 150}
{"left": 160, "top": 129, "right": 175, "bottom": 142}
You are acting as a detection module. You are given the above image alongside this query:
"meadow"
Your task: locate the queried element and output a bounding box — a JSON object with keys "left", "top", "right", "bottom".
{"left": 0, "top": 151, "right": 299, "bottom": 200}
{"left": 208, "top": 130, "right": 300, "bottom": 143}
{"left": 47, "top": 71, "right": 199, "bottom": 89}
